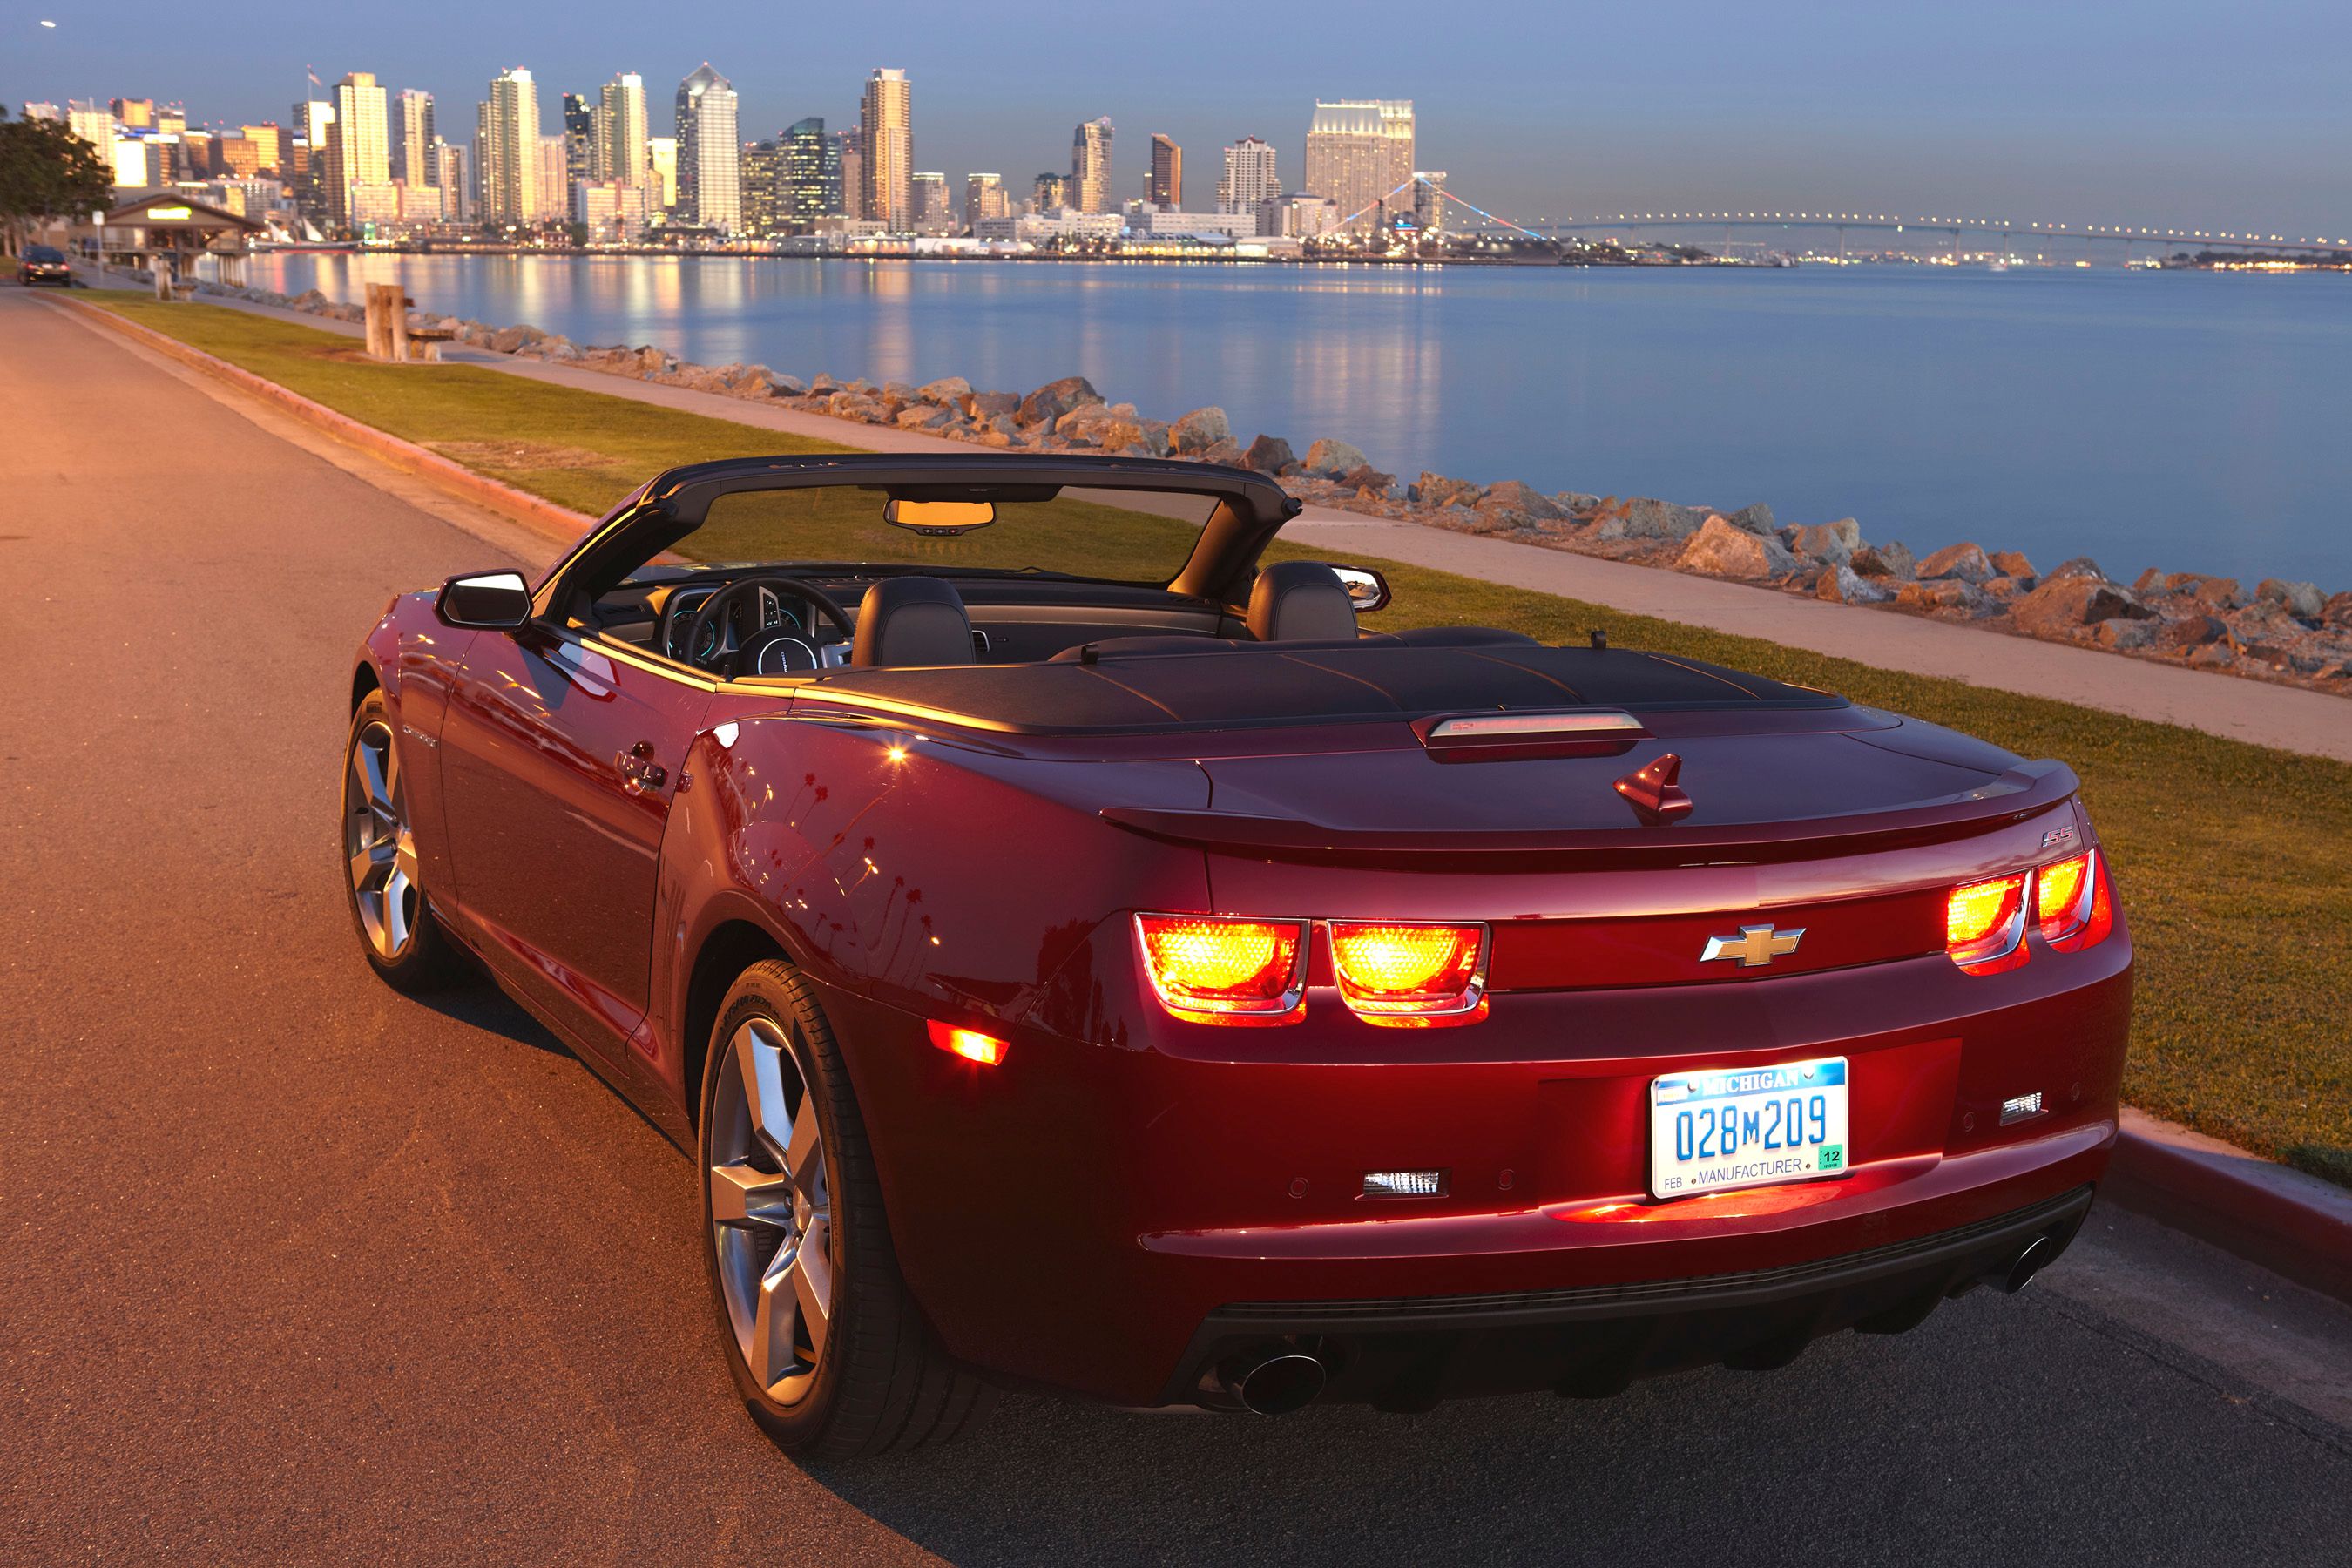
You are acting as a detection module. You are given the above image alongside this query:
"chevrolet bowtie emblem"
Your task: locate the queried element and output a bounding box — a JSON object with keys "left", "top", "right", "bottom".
{"left": 1700, "top": 924, "right": 1806, "bottom": 969}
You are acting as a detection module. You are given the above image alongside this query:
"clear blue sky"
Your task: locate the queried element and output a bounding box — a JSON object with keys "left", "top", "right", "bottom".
{"left": 8, "top": 1, "right": 2347, "bottom": 233}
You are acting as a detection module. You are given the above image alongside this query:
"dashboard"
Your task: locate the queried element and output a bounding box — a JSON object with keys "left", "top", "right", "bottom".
{"left": 657, "top": 583, "right": 850, "bottom": 674}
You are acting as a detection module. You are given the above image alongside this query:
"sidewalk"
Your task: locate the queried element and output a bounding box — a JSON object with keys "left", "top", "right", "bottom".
{"left": 180, "top": 290, "right": 2352, "bottom": 762}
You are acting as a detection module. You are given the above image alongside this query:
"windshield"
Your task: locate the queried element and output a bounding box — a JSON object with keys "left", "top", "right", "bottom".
{"left": 642, "top": 484, "right": 1220, "bottom": 587}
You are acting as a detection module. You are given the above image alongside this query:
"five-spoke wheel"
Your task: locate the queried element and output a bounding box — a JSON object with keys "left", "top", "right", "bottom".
{"left": 341, "top": 689, "right": 459, "bottom": 990}
{"left": 707, "top": 1016, "right": 835, "bottom": 1402}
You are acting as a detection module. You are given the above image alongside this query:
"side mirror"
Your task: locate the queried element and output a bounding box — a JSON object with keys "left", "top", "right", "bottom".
{"left": 436, "top": 570, "right": 533, "bottom": 630}
{"left": 1330, "top": 565, "right": 1392, "bottom": 613}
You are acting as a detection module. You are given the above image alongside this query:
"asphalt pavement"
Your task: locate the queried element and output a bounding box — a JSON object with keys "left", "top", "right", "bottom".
{"left": 4, "top": 285, "right": 2349, "bottom": 1567}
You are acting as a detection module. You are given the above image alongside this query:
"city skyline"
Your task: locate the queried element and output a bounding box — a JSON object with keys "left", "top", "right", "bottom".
{"left": 8, "top": 1, "right": 2348, "bottom": 233}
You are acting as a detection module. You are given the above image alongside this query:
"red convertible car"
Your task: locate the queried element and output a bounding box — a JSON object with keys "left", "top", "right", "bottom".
{"left": 344, "top": 455, "right": 2131, "bottom": 1457}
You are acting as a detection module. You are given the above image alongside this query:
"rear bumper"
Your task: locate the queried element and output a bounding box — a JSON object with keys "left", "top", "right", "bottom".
{"left": 1167, "top": 1184, "right": 2094, "bottom": 1408}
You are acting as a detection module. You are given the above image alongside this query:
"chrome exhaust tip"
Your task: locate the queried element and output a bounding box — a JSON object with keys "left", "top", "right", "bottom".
{"left": 1219, "top": 1349, "right": 1328, "bottom": 1416}
{"left": 1999, "top": 1234, "right": 2060, "bottom": 1294}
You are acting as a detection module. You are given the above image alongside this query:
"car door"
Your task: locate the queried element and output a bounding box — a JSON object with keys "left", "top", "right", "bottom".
{"left": 438, "top": 623, "right": 711, "bottom": 1063}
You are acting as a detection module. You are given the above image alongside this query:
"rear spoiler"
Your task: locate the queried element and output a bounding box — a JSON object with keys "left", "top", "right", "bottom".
{"left": 1100, "top": 761, "right": 2080, "bottom": 868}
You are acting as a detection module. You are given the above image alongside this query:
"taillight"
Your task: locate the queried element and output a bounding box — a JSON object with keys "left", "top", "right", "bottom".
{"left": 1946, "top": 873, "right": 2028, "bottom": 972}
{"left": 2034, "top": 848, "right": 2112, "bottom": 951}
{"left": 1328, "top": 921, "right": 1489, "bottom": 1024}
{"left": 1135, "top": 914, "right": 1308, "bottom": 1024}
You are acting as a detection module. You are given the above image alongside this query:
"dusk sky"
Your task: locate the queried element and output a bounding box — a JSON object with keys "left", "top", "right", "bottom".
{"left": 8, "top": 1, "right": 2348, "bottom": 233}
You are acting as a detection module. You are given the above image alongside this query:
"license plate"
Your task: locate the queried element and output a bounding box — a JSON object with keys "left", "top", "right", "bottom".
{"left": 1649, "top": 1058, "right": 1849, "bottom": 1200}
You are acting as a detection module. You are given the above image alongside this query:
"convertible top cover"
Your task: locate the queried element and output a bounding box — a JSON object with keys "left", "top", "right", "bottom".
{"left": 799, "top": 643, "right": 1843, "bottom": 733}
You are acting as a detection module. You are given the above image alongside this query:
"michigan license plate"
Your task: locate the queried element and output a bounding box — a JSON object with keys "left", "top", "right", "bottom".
{"left": 1649, "top": 1058, "right": 1849, "bottom": 1200}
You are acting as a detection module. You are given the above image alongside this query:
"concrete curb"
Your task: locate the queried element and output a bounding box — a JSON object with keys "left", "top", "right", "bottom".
{"left": 51, "top": 295, "right": 598, "bottom": 548}
{"left": 50, "top": 293, "right": 2352, "bottom": 1305}
{"left": 2105, "top": 1111, "right": 2352, "bottom": 1305}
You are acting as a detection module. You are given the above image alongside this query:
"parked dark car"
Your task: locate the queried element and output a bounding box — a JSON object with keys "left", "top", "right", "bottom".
{"left": 344, "top": 454, "right": 2132, "bottom": 1458}
{"left": 17, "top": 245, "right": 72, "bottom": 287}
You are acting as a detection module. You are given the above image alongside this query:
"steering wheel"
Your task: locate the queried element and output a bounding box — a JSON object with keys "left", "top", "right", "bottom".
{"left": 679, "top": 576, "right": 858, "bottom": 679}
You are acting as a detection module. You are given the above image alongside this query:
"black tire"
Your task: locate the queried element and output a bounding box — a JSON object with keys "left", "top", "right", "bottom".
{"left": 700, "top": 960, "right": 987, "bottom": 1459}
{"left": 341, "top": 690, "right": 463, "bottom": 992}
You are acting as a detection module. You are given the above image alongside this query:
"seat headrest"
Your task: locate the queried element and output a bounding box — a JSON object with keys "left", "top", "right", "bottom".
{"left": 851, "top": 576, "right": 975, "bottom": 667}
{"left": 1247, "top": 561, "right": 1359, "bottom": 643}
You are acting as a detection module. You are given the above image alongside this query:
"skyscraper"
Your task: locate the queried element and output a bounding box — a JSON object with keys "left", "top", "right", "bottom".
{"left": 1147, "top": 134, "right": 1181, "bottom": 209}
{"left": 1412, "top": 171, "right": 1447, "bottom": 235}
{"left": 392, "top": 90, "right": 436, "bottom": 186}
{"left": 594, "top": 72, "right": 649, "bottom": 186}
{"left": 240, "top": 123, "right": 284, "bottom": 176}
{"left": 477, "top": 67, "right": 541, "bottom": 226}
{"left": 783, "top": 118, "right": 844, "bottom": 226}
{"left": 1031, "top": 172, "right": 1071, "bottom": 212}
{"left": 1302, "top": 100, "right": 1415, "bottom": 231}
{"left": 647, "top": 136, "right": 678, "bottom": 210}
{"left": 111, "top": 97, "right": 155, "bottom": 130}
{"left": 66, "top": 101, "right": 115, "bottom": 157}
{"left": 910, "top": 172, "right": 952, "bottom": 233}
{"left": 740, "top": 139, "right": 785, "bottom": 238}
{"left": 563, "top": 92, "right": 593, "bottom": 208}
{"left": 859, "top": 69, "right": 911, "bottom": 228}
{"left": 835, "top": 128, "right": 862, "bottom": 220}
{"left": 1070, "top": 117, "right": 1113, "bottom": 213}
{"left": 328, "top": 72, "right": 390, "bottom": 228}
{"left": 537, "top": 136, "right": 570, "bottom": 225}
{"left": 675, "top": 64, "right": 740, "bottom": 232}
{"left": 438, "top": 140, "right": 472, "bottom": 220}
{"left": 1217, "top": 136, "right": 1279, "bottom": 214}
{"left": 963, "top": 172, "right": 1008, "bottom": 225}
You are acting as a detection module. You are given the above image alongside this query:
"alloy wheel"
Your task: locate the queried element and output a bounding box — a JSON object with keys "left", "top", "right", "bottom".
{"left": 708, "top": 1017, "right": 835, "bottom": 1403}
{"left": 345, "top": 720, "right": 421, "bottom": 962}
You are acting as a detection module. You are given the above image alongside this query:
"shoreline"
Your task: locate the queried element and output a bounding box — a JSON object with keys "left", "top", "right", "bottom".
{"left": 198, "top": 275, "right": 2352, "bottom": 701}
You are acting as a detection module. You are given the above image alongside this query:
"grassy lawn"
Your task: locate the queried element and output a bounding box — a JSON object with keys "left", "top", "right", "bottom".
{"left": 82, "top": 293, "right": 2351, "bottom": 1186}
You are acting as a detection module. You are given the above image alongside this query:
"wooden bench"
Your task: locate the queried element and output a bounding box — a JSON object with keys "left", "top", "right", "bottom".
{"left": 404, "top": 324, "right": 460, "bottom": 362}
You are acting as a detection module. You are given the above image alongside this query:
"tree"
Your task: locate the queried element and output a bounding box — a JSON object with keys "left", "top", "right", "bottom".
{"left": 0, "top": 105, "right": 114, "bottom": 257}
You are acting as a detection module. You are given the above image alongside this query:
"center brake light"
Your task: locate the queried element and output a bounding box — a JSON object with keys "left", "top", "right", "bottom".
{"left": 1328, "top": 922, "right": 1489, "bottom": 1026}
{"left": 1134, "top": 915, "right": 1308, "bottom": 1025}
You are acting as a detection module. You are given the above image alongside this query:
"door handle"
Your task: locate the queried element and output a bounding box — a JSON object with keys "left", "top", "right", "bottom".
{"left": 617, "top": 740, "right": 667, "bottom": 794}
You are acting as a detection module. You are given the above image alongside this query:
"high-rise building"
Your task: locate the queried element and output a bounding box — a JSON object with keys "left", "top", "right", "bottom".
{"left": 835, "top": 128, "right": 862, "bottom": 220}
{"left": 1147, "top": 134, "right": 1181, "bottom": 209}
{"left": 67, "top": 101, "right": 116, "bottom": 158}
{"left": 675, "top": 64, "right": 740, "bottom": 233}
{"left": 537, "top": 136, "right": 569, "bottom": 223}
{"left": 438, "top": 140, "right": 472, "bottom": 220}
{"left": 1217, "top": 136, "right": 1279, "bottom": 213}
{"left": 1070, "top": 116, "right": 1113, "bottom": 213}
{"left": 964, "top": 172, "right": 1009, "bottom": 225}
{"left": 392, "top": 90, "right": 436, "bottom": 186}
{"left": 859, "top": 69, "right": 911, "bottom": 227}
{"left": 783, "top": 118, "right": 845, "bottom": 226}
{"left": 157, "top": 105, "right": 187, "bottom": 138}
{"left": 240, "top": 123, "right": 284, "bottom": 175}
{"left": 562, "top": 92, "right": 593, "bottom": 207}
{"left": 574, "top": 178, "right": 654, "bottom": 243}
{"left": 910, "top": 172, "right": 953, "bottom": 233}
{"left": 1031, "top": 172, "right": 1071, "bottom": 212}
{"left": 328, "top": 72, "right": 390, "bottom": 228}
{"left": 23, "top": 101, "right": 60, "bottom": 122}
{"left": 111, "top": 98, "right": 155, "bottom": 130}
{"left": 740, "top": 139, "right": 785, "bottom": 238}
{"left": 594, "top": 72, "right": 649, "bottom": 185}
{"left": 1302, "top": 99, "right": 1414, "bottom": 231}
{"left": 1411, "top": 170, "right": 1446, "bottom": 235}
{"left": 647, "top": 136, "right": 678, "bottom": 210}
{"left": 477, "top": 67, "right": 542, "bottom": 226}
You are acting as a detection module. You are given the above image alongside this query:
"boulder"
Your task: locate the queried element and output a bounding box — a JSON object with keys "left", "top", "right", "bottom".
{"left": 1916, "top": 541, "right": 1995, "bottom": 582}
{"left": 808, "top": 372, "right": 839, "bottom": 395}
{"left": 1849, "top": 541, "right": 1916, "bottom": 579}
{"left": 1017, "top": 375, "right": 1104, "bottom": 425}
{"left": 1195, "top": 436, "right": 1247, "bottom": 467}
{"left": 768, "top": 374, "right": 808, "bottom": 396}
{"left": 1989, "top": 550, "right": 2037, "bottom": 578}
{"left": 1301, "top": 437, "right": 1370, "bottom": 477}
{"left": 1981, "top": 575, "right": 2029, "bottom": 604}
{"left": 1339, "top": 463, "right": 1399, "bottom": 494}
{"left": 966, "top": 390, "right": 1020, "bottom": 420}
{"left": 1411, "top": 472, "right": 1483, "bottom": 510}
{"left": 2043, "top": 556, "right": 2106, "bottom": 585}
{"left": 896, "top": 405, "right": 953, "bottom": 430}
{"left": 546, "top": 342, "right": 581, "bottom": 362}
{"left": 1721, "top": 502, "right": 1776, "bottom": 536}
{"left": 916, "top": 375, "right": 972, "bottom": 405}
{"left": 2188, "top": 644, "right": 2235, "bottom": 671}
{"left": 488, "top": 324, "right": 546, "bottom": 354}
{"left": 1678, "top": 515, "right": 1796, "bottom": 580}
{"left": 2011, "top": 575, "right": 2155, "bottom": 639}
{"left": 1896, "top": 578, "right": 1985, "bottom": 614}
{"left": 2096, "top": 618, "right": 2158, "bottom": 651}
{"left": 1783, "top": 518, "right": 1862, "bottom": 564}
{"left": 1242, "top": 434, "right": 1296, "bottom": 474}
{"left": 2324, "top": 591, "right": 2352, "bottom": 629}
{"left": 1557, "top": 490, "right": 1602, "bottom": 515}
{"left": 1477, "top": 479, "right": 1566, "bottom": 522}
{"left": 1815, "top": 564, "right": 1894, "bottom": 605}
{"left": 1620, "top": 497, "right": 1713, "bottom": 540}
{"left": 2257, "top": 578, "right": 2326, "bottom": 619}
{"left": 2152, "top": 613, "right": 2227, "bottom": 653}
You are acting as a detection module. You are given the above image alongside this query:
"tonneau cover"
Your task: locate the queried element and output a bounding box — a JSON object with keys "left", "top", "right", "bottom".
{"left": 796, "top": 645, "right": 1843, "bottom": 733}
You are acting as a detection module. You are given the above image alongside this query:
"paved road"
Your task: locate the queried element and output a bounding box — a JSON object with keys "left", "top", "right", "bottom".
{"left": 4, "top": 286, "right": 2350, "bottom": 1566}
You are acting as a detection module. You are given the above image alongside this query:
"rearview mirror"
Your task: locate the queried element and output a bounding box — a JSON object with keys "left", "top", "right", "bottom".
{"left": 436, "top": 570, "right": 533, "bottom": 629}
{"left": 1331, "top": 565, "right": 1392, "bottom": 613}
{"left": 885, "top": 498, "right": 997, "bottom": 536}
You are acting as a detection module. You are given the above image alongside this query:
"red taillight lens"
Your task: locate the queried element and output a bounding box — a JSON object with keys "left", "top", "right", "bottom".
{"left": 1135, "top": 914, "right": 1308, "bottom": 1024}
{"left": 1946, "top": 873, "right": 2028, "bottom": 972}
{"left": 2034, "top": 848, "right": 2112, "bottom": 951}
{"left": 926, "top": 1018, "right": 1007, "bottom": 1065}
{"left": 1329, "top": 922, "right": 1488, "bottom": 1024}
